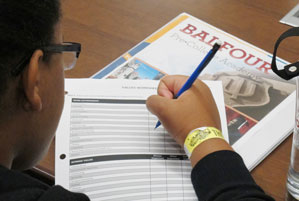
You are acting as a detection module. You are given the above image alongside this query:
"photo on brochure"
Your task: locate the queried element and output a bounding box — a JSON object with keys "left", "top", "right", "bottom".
{"left": 200, "top": 68, "right": 295, "bottom": 144}
{"left": 107, "top": 58, "right": 165, "bottom": 80}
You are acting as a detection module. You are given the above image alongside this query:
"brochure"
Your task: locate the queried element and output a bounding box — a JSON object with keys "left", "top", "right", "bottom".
{"left": 92, "top": 13, "right": 296, "bottom": 170}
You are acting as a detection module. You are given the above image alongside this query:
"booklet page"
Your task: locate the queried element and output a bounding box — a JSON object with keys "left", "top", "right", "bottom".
{"left": 55, "top": 79, "right": 227, "bottom": 201}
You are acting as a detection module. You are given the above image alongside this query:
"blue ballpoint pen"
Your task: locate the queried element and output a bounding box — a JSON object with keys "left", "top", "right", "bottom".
{"left": 155, "top": 41, "right": 222, "bottom": 129}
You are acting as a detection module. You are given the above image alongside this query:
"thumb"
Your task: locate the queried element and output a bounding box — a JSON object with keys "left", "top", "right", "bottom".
{"left": 146, "top": 94, "right": 170, "bottom": 118}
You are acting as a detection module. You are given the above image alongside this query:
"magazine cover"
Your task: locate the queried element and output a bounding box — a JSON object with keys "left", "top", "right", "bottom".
{"left": 92, "top": 13, "right": 296, "bottom": 170}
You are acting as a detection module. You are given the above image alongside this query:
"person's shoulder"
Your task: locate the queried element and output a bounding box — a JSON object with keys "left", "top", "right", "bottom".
{"left": 0, "top": 165, "right": 89, "bottom": 201}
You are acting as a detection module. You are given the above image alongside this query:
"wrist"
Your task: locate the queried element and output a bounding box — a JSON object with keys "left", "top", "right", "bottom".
{"left": 183, "top": 127, "right": 226, "bottom": 158}
{"left": 182, "top": 127, "right": 233, "bottom": 167}
{"left": 178, "top": 122, "right": 221, "bottom": 146}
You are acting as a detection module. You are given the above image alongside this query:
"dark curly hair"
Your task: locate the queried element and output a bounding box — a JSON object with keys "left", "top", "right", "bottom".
{"left": 0, "top": 0, "right": 61, "bottom": 98}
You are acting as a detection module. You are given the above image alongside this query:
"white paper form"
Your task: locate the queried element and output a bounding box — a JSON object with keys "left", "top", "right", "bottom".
{"left": 55, "top": 79, "right": 228, "bottom": 201}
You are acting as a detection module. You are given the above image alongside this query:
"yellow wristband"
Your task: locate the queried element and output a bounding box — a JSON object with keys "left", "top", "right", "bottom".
{"left": 184, "top": 127, "right": 224, "bottom": 158}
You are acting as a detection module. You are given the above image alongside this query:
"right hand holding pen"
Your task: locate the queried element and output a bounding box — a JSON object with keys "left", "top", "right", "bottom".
{"left": 146, "top": 75, "right": 233, "bottom": 166}
{"left": 146, "top": 75, "right": 221, "bottom": 147}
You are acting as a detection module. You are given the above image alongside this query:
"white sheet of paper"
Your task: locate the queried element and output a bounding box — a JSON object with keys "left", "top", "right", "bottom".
{"left": 55, "top": 78, "right": 228, "bottom": 201}
{"left": 280, "top": 4, "right": 299, "bottom": 27}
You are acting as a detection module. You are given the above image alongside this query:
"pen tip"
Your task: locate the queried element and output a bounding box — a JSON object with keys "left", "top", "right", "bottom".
{"left": 155, "top": 121, "right": 161, "bottom": 129}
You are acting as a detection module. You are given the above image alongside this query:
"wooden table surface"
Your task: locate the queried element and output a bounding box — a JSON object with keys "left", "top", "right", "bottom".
{"left": 36, "top": 0, "right": 299, "bottom": 200}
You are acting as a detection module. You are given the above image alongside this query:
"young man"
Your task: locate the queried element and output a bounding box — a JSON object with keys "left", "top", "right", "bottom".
{"left": 0, "top": 0, "right": 274, "bottom": 200}
{"left": 0, "top": 0, "right": 87, "bottom": 200}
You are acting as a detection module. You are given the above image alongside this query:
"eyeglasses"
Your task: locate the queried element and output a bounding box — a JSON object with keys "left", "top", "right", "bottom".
{"left": 43, "top": 42, "right": 81, "bottom": 70}
{"left": 11, "top": 42, "right": 81, "bottom": 76}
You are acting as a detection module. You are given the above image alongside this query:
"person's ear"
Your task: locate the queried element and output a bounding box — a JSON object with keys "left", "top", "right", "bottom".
{"left": 22, "top": 50, "right": 44, "bottom": 112}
